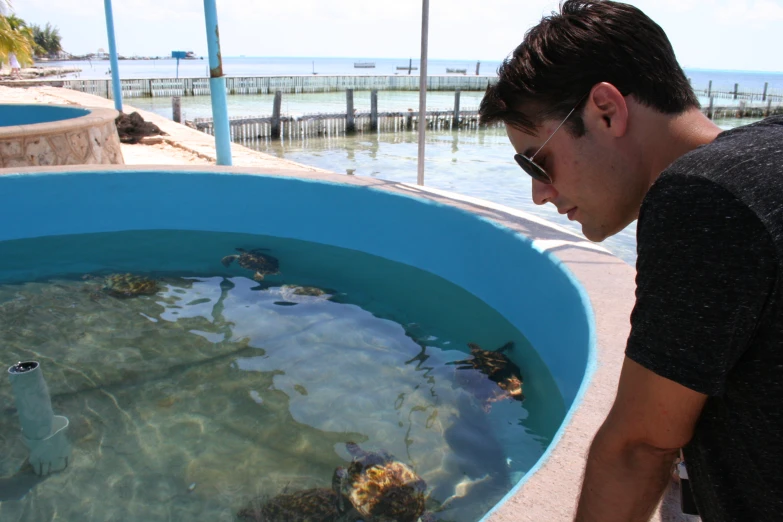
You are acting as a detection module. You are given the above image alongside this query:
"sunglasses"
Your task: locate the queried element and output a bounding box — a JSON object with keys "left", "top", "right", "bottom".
{"left": 513, "top": 93, "right": 588, "bottom": 184}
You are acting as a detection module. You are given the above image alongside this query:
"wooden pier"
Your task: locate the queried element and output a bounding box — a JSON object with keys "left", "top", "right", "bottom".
{"left": 43, "top": 75, "right": 497, "bottom": 99}
{"left": 5, "top": 76, "right": 782, "bottom": 103}
{"left": 693, "top": 80, "right": 782, "bottom": 103}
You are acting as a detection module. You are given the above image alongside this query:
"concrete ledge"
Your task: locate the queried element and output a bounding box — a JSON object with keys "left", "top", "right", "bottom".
{"left": 0, "top": 105, "right": 123, "bottom": 168}
{"left": 3, "top": 86, "right": 333, "bottom": 172}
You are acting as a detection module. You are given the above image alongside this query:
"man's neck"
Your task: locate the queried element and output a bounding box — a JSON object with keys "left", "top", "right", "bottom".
{"left": 644, "top": 108, "right": 723, "bottom": 186}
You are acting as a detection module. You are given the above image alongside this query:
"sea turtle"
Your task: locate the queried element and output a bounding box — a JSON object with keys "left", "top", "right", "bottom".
{"left": 221, "top": 248, "right": 280, "bottom": 281}
{"left": 237, "top": 487, "right": 352, "bottom": 522}
{"left": 101, "top": 273, "right": 160, "bottom": 298}
{"left": 332, "top": 442, "right": 429, "bottom": 522}
{"left": 276, "top": 284, "right": 331, "bottom": 303}
{"left": 448, "top": 342, "right": 524, "bottom": 402}
{"left": 283, "top": 285, "right": 327, "bottom": 297}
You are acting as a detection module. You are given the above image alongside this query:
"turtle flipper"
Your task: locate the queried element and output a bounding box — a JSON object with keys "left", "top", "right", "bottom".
{"left": 497, "top": 341, "right": 514, "bottom": 354}
{"left": 221, "top": 254, "right": 238, "bottom": 267}
{"left": 253, "top": 271, "right": 265, "bottom": 281}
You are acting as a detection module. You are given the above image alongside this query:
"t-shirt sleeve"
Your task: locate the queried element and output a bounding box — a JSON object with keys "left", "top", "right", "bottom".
{"left": 626, "top": 175, "right": 778, "bottom": 396}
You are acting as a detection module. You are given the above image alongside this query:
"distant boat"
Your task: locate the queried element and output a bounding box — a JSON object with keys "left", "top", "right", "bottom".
{"left": 396, "top": 66, "right": 418, "bottom": 70}
{"left": 354, "top": 62, "right": 375, "bottom": 68}
{"left": 446, "top": 68, "right": 467, "bottom": 74}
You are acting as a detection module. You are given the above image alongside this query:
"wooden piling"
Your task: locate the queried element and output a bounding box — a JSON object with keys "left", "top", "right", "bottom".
{"left": 346, "top": 89, "right": 356, "bottom": 134}
{"left": 765, "top": 99, "right": 772, "bottom": 118}
{"left": 453, "top": 89, "right": 461, "bottom": 128}
{"left": 406, "top": 109, "right": 414, "bottom": 131}
{"left": 708, "top": 96, "right": 714, "bottom": 120}
{"left": 475, "top": 61, "right": 480, "bottom": 76}
{"left": 370, "top": 90, "right": 378, "bottom": 131}
{"left": 763, "top": 82, "right": 769, "bottom": 102}
{"left": 733, "top": 83, "right": 739, "bottom": 100}
{"left": 707, "top": 80, "right": 712, "bottom": 98}
{"left": 271, "top": 90, "right": 282, "bottom": 139}
{"left": 172, "top": 96, "right": 182, "bottom": 123}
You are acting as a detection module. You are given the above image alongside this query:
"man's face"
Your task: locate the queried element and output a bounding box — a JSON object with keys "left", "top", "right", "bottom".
{"left": 506, "top": 119, "right": 643, "bottom": 242}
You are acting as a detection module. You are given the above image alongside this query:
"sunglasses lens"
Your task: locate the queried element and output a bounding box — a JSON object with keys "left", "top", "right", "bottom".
{"left": 514, "top": 154, "right": 551, "bottom": 184}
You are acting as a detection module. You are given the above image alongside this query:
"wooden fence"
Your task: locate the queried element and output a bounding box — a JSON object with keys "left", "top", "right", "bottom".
{"left": 190, "top": 108, "right": 486, "bottom": 142}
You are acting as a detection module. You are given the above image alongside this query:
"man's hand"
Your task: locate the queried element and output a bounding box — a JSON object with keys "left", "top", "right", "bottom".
{"left": 575, "top": 357, "right": 708, "bottom": 521}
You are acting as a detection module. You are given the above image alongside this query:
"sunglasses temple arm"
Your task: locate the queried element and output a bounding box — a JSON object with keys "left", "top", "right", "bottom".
{"left": 530, "top": 104, "right": 580, "bottom": 161}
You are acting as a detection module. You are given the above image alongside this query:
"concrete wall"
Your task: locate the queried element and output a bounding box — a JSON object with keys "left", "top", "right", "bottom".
{"left": 0, "top": 105, "right": 124, "bottom": 168}
{"left": 0, "top": 167, "right": 642, "bottom": 521}
{"left": 0, "top": 169, "right": 592, "bottom": 408}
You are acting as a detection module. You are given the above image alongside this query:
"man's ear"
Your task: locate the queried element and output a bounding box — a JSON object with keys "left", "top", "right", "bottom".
{"left": 585, "top": 82, "right": 628, "bottom": 138}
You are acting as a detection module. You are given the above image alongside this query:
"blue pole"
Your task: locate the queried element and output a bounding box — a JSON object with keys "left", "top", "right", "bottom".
{"left": 103, "top": 0, "right": 123, "bottom": 112}
{"left": 203, "top": 0, "right": 232, "bottom": 165}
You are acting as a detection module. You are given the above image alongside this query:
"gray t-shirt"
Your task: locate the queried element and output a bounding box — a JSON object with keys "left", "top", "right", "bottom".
{"left": 626, "top": 116, "right": 783, "bottom": 521}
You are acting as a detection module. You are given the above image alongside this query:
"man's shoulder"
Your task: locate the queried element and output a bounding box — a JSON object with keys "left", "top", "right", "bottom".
{"left": 666, "top": 116, "right": 783, "bottom": 186}
{"left": 642, "top": 117, "right": 783, "bottom": 245}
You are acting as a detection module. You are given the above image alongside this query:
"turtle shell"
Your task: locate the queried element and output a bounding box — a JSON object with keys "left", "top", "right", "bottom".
{"left": 334, "top": 442, "right": 427, "bottom": 522}
{"left": 236, "top": 248, "right": 280, "bottom": 275}
{"left": 453, "top": 342, "right": 524, "bottom": 400}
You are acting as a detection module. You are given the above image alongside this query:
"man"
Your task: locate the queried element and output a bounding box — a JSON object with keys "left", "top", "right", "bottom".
{"left": 479, "top": 1, "right": 783, "bottom": 521}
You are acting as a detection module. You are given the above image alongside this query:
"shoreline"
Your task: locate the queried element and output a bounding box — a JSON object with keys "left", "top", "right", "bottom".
{"left": 0, "top": 66, "right": 82, "bottom": 81}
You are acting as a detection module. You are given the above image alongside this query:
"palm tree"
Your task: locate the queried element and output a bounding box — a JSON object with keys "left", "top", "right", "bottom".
{"left": 0, "top": 0, "right": 35, "bottom": 67}
{"left": 32, "top": 23, "right": 62, "bottom": 57}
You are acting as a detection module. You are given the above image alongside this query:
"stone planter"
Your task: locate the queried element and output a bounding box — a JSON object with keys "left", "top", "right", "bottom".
{"left": 0, "top": 104, "right": 124, "bottom": 168}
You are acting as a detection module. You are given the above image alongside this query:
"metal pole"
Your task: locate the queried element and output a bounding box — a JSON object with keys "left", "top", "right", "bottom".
{"left": 417, "top": 0, "right": 430, "bottom": 186}
{"left": 203, "top": 0, "right": 232, "bottom": 165}
{"left": 103, "top": 0, "right": 123, "bottom": 112}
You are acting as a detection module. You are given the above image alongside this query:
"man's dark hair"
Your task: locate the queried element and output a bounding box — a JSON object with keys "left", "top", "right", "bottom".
{"left": 479, "top": 0, "right": 699, "bottom": 136}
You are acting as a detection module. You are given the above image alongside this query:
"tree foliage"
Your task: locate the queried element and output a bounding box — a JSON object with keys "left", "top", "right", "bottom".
{"left": 32, "top": 22, "right": 62, "bottom": 57}
{"left": 0, "top": 2, "right": 64, "bottom": 68}
{"left": 0, "top": 1, "right": 34, "bottom": 67}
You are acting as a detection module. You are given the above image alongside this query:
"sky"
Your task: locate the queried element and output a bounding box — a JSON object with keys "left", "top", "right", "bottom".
{"left": 9, "top": 0, "right": 783, "bottom": 73}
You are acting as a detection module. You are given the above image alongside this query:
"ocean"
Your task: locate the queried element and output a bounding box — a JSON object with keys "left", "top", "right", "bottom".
{"left": 43, "top": 56, "right": 783, "bottom": 93}
{"left": 40, "top": 56, "right": 779, "bottom": 265}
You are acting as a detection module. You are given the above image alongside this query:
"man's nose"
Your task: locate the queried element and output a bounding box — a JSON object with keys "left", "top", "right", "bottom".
{"left": 532, "top": 178, "right": 558, "bottom": 206}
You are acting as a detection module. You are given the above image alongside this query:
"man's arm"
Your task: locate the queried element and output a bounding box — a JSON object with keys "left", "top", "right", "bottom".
{"left": 574, "top": 357, "right": 707, "bottom": 522}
